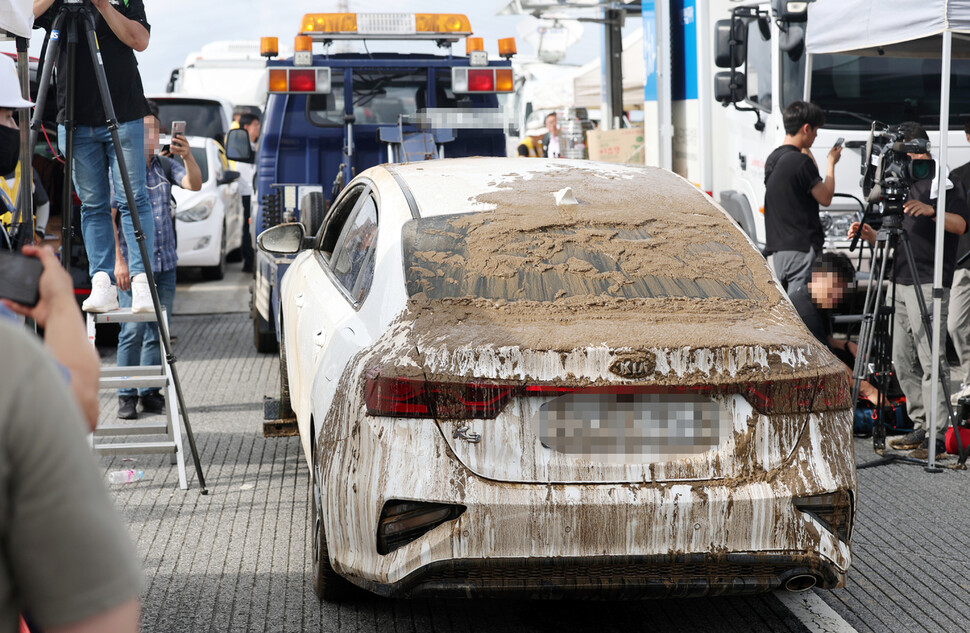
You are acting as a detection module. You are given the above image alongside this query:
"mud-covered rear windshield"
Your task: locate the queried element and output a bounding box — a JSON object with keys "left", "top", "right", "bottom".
{"left": 402, "top": 214, "right": 764, "bottom": 302}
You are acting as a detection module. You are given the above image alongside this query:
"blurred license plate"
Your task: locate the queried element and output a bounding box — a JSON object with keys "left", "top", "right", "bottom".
{"left": 534, "top": 392, "right": 729, "bottom": 463}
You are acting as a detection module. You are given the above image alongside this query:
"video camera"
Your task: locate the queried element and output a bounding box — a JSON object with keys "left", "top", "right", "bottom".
{"left": 861, "top": 123, "right": 935, "bottom": 217}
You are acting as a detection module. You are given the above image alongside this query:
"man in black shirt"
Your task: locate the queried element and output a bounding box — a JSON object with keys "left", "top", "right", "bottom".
{"left": 764, "top": 101, "right": 841, "bottom": 296}
{"left": 33, "top": 0, "right": 156, "bottom": 314}
{"left": 849, "top": 122, "right": 970, "bottom": 455}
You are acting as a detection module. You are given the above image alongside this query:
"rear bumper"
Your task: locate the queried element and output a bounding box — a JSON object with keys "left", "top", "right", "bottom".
{"left": 360, "top": 553, "right": 844, "bottom": 599}
{"left": 319, "top": 410, "right": 857, "bottom": 597}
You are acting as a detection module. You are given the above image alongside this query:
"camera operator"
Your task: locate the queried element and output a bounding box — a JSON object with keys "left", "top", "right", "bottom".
{"left": 33, "top": 0, "right": 155, "bottom": 314}
{"left": 764, "top": 101, "right": 841, "bottom": 296}
{"left": 849, "top": 122, "right": 970, "bottom": 456}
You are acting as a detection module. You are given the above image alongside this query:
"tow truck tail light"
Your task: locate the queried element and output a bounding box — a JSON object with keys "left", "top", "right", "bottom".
{"left": 267, "top": 67, "right": 331, "bottom": 94}
{"left": 451, "top": 67, "right": 514, "bottom": 94}
{"left": 365, "top": 369, "right": 851, "bottom": 419}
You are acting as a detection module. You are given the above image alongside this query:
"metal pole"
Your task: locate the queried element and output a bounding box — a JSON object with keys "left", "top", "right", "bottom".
{"left": 15, "top": 37, "right": 33, "bottom": 239}
{"left": 601, "top": 7, "right": 624, "bottom": 130}
{"left": 928, "top": 30, "right": 952, "bottom": 472}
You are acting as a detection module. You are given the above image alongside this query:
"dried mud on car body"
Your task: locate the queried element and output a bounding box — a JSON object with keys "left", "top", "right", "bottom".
{"left": 400, "top": 165, "right": 836, "bottom": 383}
{"left": 313, "top": 163, "right": 855, "bottom": 592}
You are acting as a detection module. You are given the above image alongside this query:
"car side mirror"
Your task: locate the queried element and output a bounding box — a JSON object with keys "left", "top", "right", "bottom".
{"left": 219, "top": 170, "right": 240, "bottom": 186}
{"left": 225, "top": 128, "right": 254, "bottom": 163}
{"left": 715, "top": 71, "right": 746, "bottom": 104}
{"left": 258, "top": 222, "right": 307, "bottom": 255}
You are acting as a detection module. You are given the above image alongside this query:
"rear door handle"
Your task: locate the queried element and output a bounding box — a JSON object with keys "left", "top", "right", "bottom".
{"left": 295, "top": 292, "right": 304, "bottom": 308}
{"left": 313, "top": 329, "right": 326, "bottom": 347}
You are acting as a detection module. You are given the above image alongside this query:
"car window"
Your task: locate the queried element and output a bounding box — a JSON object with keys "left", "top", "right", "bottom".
{"left": 317, "top": 184, "right": 366, "bottom": 256}
{"left": 155, "top": 100, "right": 226, "bottom": 142}
{"left": 745, "top": 20, "right": 772, "bottom": 112}
{"left": 174, "top": 147, "right": 209, "bottom": 184}
{"left": 403, "top": 214, "right": 765, "bottom": 303}
{"left": 307, "top": 70, "right": 425, "bottom": 126}
{"left": 330, "top": 195, "right": 378, "bottom": 296}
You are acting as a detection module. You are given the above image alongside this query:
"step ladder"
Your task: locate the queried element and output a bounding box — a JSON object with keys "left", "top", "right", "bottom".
{"left": 88, "top": 309, "right": 188, "bottom": 489}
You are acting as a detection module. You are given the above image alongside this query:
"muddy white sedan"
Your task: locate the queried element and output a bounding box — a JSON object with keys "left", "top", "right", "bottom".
{"left": 259, "top": 158, "right": 857, "bottom": 601}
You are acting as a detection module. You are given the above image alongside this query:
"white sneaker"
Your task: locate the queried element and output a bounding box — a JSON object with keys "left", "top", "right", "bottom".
{"left": 131, "top": 273, "right": 154, "bottom": 314}
{"left": 81, "top": 271, "right": 119, "bottom": 313}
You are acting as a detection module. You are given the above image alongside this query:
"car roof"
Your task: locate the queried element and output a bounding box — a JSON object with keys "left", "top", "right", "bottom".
{"left": 385, "top": 158, "right": 693, "bottom": 219}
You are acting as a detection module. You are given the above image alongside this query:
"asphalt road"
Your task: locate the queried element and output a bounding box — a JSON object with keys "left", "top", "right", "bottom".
{"left": 91, "top": 264, "right": 969, "bottom": 633}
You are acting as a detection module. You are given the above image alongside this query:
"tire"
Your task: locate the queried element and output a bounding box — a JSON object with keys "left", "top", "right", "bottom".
{"left": 278, "top": 315, "right": 295, "bottom": 419}
{"left": 311, "top": 464, "right": 352, "bottom": 602}
{"left": 301, "top": 192, "right": 326, "bottom": 236}
{"left": 201, "top": 222, "right": 227, "bottom": 280}
{"left": 253, "top": 307, "right": 278, "bottom": 353}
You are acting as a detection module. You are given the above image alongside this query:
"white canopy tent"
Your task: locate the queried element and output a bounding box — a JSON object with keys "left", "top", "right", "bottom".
{"left": 573, "top": 28, "right": 645, "bottom": 110}
{"left": 807, "top": 0, "right": 970, "bottom": 468}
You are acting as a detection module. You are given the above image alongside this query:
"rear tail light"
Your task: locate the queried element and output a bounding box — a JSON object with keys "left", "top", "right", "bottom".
{"left": 794, "top": 490, "right": 853, "bottom": 542}
{"left": 267, "top": 67, "right": 331, "bottom": 94}
{"left": 365, "top": 370, "right": 514, "bottom": 418}
{"left": 364, "top": 369, "right": 850, "bottom": 419}
{"left": 377, "top": 500, "right": 465, "bottom": 554}
{"left": 451, "top": 67, "right": 514, "bottom": 94}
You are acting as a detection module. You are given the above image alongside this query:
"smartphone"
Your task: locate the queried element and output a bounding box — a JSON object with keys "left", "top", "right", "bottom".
{"left": 833, "top": 137, "right": 845, "bottom": 150}
{"left": 0, "top": 250, "right": 43, "bottom": 307}
{"left": 170, "top": 120, "right": 186, "bottom": 139}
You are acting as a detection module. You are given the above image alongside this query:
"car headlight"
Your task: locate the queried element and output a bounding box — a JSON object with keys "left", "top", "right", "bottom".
{"left": 821, "top": 211, "right": 859, "bottom": 244}
{"left": 176, "top": 198, "right": 215, "bottom": 222}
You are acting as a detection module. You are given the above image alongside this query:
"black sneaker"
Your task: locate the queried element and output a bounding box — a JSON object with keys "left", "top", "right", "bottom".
{"left": 118, "top": 395, "right": 139, "bottom": 420}
{"left": 909, "top": 437, "right": 948, "bottom": 460}
{"left": 889, "top": 428, "right": 926, "bottom": 450}
{"left": 141, "top": 391, "right": 165, "bottom": 414}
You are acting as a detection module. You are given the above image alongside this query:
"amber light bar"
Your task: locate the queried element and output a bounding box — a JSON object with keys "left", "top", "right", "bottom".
{"left": 300, "top": 12, "right": 472, "bottom": 41}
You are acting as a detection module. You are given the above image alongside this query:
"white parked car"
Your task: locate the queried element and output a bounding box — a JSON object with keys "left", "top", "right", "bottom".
{"left": 259, "top": 158, "right": 857, "bottom": 601}
{"left": 173, "top": 136, "right": 243, "bottom": 279}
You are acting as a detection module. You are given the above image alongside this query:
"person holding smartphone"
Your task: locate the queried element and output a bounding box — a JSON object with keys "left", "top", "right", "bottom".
{"left": 110, "top": 102, "right": 201, "bottom": 420}
{"left": 34, "top": 0, "right": 156, "bottom": 315}
{"left": 763, "top": 101, "right": 842, "bottom": 297}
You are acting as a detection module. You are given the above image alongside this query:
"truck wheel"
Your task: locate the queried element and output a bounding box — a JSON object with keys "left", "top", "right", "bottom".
{"left": 252, "top": 306, "right": 278, "bottom": 353}
{"left": 311, "top": 467, "right": 352, "bottom": 602}
{"left": 202, "top": 222, "right": 227, "bottom": 280}
{"left": 301, "top": 191, "right": 326, "bottom": 236}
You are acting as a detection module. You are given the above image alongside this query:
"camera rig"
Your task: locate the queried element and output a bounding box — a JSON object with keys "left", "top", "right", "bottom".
{"left": 861, "top": 123, "right": 936, "bottom": 221}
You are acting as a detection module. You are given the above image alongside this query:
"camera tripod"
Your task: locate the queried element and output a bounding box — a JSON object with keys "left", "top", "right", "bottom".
{"left": 851, "top": 211, "right": 969, "bottom": 470}
{"left": 27, "top": 1, "right": 208, "bottom": 492}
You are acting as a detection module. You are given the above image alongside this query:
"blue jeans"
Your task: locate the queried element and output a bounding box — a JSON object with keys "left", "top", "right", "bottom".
{"left": 58, "top": 120, "right": 154, "bottom": 278}
{"left": 117, "top": 268, "right": 177, "bottom": 397}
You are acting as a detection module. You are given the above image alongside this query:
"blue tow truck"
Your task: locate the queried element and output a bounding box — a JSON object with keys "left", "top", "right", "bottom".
{"left": 237, "top": 12, "right": 515, "bottom": 352}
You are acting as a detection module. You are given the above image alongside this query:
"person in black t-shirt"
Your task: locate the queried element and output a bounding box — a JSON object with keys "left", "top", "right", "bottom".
{"left": 33, "top": 0, "right": 156, "bottom": 315}
{"left": 849, "top": 122, "right": 970, "bottom": 455}
{"left": 764, "top": 101, "right": 841, "bottom": 296}
{"left": 947, "top": 120, "right": 970, "bottom": 404}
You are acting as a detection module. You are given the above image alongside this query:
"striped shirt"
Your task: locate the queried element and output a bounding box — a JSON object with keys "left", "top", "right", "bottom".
{"left": 118, "top": 156, "right": 185, "bottom": 273}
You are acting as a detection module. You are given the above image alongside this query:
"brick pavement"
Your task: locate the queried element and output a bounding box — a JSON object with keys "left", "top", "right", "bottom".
{"left": 96, "top": 312, "right": 970, "bottom": 633}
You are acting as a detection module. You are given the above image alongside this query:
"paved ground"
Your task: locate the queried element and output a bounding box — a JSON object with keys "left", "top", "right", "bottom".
{"left": 92, "top": 265, "right": 970, "bottom": 633}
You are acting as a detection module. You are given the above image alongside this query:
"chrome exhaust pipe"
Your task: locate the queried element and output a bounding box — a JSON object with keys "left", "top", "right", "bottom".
{"left": 783, "top": 574, "right": 818, "bottom": 592}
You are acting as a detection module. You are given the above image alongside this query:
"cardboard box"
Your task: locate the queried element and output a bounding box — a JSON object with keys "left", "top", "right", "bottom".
{"left": 586, "top": 127, "right": 645, "bottom": 164}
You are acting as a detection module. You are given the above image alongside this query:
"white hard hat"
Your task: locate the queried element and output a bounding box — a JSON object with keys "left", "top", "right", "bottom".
{"left": 526, "top": 121, "right": 546, "bottom": 136}
{"left": 0, "top": 55, "right": 34, "bottom": 109}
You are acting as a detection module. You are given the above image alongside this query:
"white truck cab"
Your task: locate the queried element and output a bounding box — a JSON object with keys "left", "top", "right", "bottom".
{"left": 708, "top": 0, "right": 970, "bottom": 251}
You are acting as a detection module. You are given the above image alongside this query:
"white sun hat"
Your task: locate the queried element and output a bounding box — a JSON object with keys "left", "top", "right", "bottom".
{"left": 0, "top": 55, "right": 34, "bottom": 109}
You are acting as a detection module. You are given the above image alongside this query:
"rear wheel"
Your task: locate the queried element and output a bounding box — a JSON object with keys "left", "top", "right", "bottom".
{"left": 311, "top": 464, "right": 352, "bottom": 602}
{"left": 201, "top": 222, "right": 227, "bottom": 280}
